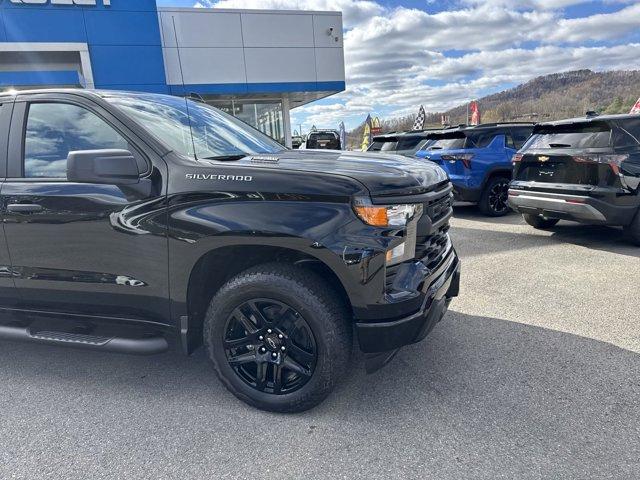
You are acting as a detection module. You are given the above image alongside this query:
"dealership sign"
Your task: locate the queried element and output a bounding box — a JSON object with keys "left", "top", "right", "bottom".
{"left": 1, "top": 0, "right": 111, "bottom": 5}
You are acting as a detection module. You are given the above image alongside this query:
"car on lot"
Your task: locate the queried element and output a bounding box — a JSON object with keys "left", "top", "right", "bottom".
{"left": 508, "top": 113, "right": 640, "bottom": 243}
{"left": 415, "top": 123, "right": 535, "bottom": 216}
{"left": 291, "top": 135, "right": 304, "bottom": 149}
{"left": 302, "top": 129, "right": 341, "bottom": 150}
{"left": 0, "top": 89, "right": 460, "bottom": 412}
{"left": 368, "top": 130, "right": 439, "bottom": 157}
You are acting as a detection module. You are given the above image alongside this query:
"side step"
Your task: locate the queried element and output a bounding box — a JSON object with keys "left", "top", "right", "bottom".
{"left": 0, "top": 323, "right": 168, "bottom": 355}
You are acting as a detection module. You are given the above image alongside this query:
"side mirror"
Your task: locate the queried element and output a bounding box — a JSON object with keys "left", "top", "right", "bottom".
{"left": 67, "top": 149, "right": 140, "bottom": 185}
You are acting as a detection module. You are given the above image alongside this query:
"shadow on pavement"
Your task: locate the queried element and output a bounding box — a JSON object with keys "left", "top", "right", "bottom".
{"left": 452, "top": 219, "right": 639, "bottom": 259}
{"left": 0, "top": 311, "right": 637, "bottom": 478}
{"left": 452, "top": 204, "right": 524, "bottom": 226}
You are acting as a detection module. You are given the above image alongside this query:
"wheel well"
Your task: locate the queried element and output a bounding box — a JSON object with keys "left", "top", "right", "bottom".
{"left": 185, "top": 245, "right": 351, "bottom": 349}
{"left": 485, "top": 169, "right": 512, "bottom": 185}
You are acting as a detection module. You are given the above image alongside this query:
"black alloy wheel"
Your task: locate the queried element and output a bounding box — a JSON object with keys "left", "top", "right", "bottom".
{"left": 480, "top": 176, "right": 511, "bottom": 216}
{"left": 204, "top": 263, "right": 351, "bottom": 412}
{"left": 223, "top": 299, "right": 317, "bottom": 395}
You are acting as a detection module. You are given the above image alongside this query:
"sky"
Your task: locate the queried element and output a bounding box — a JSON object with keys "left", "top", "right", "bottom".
{"left": 156, "top": 0, "right": 640, "bottom": 132}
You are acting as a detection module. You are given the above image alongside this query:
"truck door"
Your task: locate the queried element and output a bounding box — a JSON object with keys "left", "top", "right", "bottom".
{"left": 0, "top": 101, "right": 19, "bottom": 310}
{"left": 0, "top": 93, "right": 170, "bottom": 325}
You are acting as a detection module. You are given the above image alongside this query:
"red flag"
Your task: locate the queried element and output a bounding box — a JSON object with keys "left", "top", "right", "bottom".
{"left": 631, "top": 97, "right": 640, "bottom": 114}
{"left": 470, "top": 100, "right": 481, "bottom": 125}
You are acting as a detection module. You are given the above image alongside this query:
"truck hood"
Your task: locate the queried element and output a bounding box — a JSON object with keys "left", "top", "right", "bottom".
{"left": 210, "top": 149, "right": 449, "bottom": 198}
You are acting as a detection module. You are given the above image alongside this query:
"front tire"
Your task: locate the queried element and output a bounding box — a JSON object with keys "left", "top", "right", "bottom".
{"left": 479, "top": 176, "right": 511, "bottom": 217}
{"left": 204, "top": 263, "right": 351, "bottom": 413}
{"left": 523, "top": 213, "right": 560, "bottom": 229}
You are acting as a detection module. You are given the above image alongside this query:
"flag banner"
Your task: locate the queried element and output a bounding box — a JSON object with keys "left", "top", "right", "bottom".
{"left": 470, "top": 100, "right": 481, "bottom": 125}
{"left": 413, "top": 105, "right": 426, "bottom": 130}
{"left": 361, "top": 114, "right": 372, "bottom": 151}
{"left": 338, "top": 121, "right": 346, "bottom": 150}
{"left": 631, "top": 97, "right": 640, "bottom": 114}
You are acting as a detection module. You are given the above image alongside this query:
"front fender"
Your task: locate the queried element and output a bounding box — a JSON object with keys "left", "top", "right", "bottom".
{"left": 167, "top": 193, "right": 396, "bottom": 326}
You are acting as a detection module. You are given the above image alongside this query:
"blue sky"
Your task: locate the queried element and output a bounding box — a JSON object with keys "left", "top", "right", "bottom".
{"left": 157, "top": 0, "right": 640, "bottom": 131}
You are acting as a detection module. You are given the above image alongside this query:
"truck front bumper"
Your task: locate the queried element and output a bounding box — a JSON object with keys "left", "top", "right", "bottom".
{"left": 355, "top": 250, "right": 461, "bottom": 372}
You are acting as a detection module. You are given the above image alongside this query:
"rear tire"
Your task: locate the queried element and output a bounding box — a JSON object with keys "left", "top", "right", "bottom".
{"left": 204, "top": 263, "right": 351, "bottom": 413}
{"left": 479, "top": 176, "right": 511, "bottom": 217}
{"left": 623, "top": 209, "right": 640, "bottom": 246}
{"left": 523, "top": 213, "right": 560, "bottom": 229}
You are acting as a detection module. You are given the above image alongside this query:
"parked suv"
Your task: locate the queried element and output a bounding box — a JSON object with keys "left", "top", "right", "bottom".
{"left": 0, "top": 89, "right": 460, "bottom": 412}
{"left": 368, "top": 130, "right": 438, "bottom": 157}
{"left": 509, "top": 114, "right": 640, "bottom": 243}
{"left": 415, "top": 123, "right": 535, "bottom": 216}
{"left": 304, "top": 129, "right": 341, "bottom": 150}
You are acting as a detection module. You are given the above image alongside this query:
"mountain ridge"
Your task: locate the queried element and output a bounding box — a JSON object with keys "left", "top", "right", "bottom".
{"left": 346, "top": 69, "right": 640, "bottom": 147}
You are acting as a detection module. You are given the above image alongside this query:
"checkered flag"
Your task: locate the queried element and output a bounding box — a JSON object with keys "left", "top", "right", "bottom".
{"left": 412, "top": 105, "right": 426, "bottom": 130}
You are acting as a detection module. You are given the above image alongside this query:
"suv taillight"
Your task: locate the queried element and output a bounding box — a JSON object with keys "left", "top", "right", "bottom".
{"left": 573, "top": 153, "right": 631, "bottom": 188}
{"left": 441, "top": 154, "right": 474, "bottom": 169}
{"left": 512, "top": 153, "right": 523, "bottom": 164}
{"left": 572, "top": 153, "right": 629, "bottom": 173}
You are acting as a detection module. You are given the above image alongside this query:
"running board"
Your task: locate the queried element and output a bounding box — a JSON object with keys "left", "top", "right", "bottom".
{"left": 0, "top": 323, "right": 168, "bottom": 355}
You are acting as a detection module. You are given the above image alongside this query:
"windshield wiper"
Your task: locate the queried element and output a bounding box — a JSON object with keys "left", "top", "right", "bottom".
{"left": 548, "top": 143, "right": 572, "bottom": 148}
{"left": 202, "top": 154, "right": 247, "bottom": 161}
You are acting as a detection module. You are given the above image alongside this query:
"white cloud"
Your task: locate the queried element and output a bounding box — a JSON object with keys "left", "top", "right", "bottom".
{"left": 194, "top": 0, "right": 383, "bottom": 27}
{"left": 194, "top": 0, "right": 640, "bottom": 129}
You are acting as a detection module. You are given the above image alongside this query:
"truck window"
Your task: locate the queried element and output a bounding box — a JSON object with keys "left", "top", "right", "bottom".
{"left": 24, "top": 103, "right": 129, "bottom": 178}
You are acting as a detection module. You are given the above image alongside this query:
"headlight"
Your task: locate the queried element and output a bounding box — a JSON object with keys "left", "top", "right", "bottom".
{"left": 353, "top": 198, "right": 418, "bottom": 227}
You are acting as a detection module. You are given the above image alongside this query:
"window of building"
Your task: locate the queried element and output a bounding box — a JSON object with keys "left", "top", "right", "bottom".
{"left": 208, "top": 99, "right": 285, "bottom": 146}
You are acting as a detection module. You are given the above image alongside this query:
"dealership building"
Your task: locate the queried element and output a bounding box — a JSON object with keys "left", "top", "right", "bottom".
{"left": 0, "top": 0, "right": 345, "bottom": 147}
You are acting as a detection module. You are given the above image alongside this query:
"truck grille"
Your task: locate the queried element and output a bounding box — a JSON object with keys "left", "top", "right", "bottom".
{"left": 415, "top": 223, "right": 451, "bottom": 269}
{"left": 385, "top": 186, "right": 453, "bottom": 291}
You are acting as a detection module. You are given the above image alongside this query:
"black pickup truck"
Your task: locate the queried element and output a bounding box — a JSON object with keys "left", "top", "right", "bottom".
{"left": 0, "top": 89, "right": 460, "bottom": 412}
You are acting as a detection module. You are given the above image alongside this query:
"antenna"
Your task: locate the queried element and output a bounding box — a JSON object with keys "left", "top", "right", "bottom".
{"left": 172, "top": 16, "right": 199, "bottom": 160}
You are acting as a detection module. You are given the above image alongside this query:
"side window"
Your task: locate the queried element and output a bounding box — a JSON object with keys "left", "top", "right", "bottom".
{"left": 510, "top": 127, "right": 533, "bottom": 149}
{"left": 614, "top": 120, "right": 640, "bottom": 149}
{"left": 467, "top": 130, "right": 498, "bottom": 148}
{"left": 505, "top": 133, "right": 516, "bottom": 149}
{"left": 24, "top": 103, "right": 129, "bottom": 178}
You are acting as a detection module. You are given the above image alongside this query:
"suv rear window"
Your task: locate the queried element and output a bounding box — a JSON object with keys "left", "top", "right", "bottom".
{"left": 427, "top": 134, "right": 467, "bottom": 150}
{"left": 525, "top": 122, "right": 611, "bottom": 150}
{"left": 310, "top": 133, "right": 337, "bottom": 141}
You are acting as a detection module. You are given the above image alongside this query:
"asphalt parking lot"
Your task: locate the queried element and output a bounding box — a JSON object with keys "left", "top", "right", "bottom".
{"left": 0, "top": 207, "right": 638, "bottom": 480}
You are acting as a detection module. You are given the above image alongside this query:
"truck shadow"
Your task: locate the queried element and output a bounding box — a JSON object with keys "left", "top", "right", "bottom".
{"left": 0, "top": 311, "right": 637, "bottom": 476}
{"left": 451, "top": 221, "right": 639, "bottom": 259}
{"left": 452, "top": 204, "right": 524, "bottom": 225}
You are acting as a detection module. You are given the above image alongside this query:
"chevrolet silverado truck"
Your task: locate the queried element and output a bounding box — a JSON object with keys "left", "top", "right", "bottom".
{"left": 0, "top": 89, "right": 460, "bottom": 412}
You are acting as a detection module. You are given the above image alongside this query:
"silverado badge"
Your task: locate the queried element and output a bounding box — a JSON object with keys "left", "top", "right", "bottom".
{"left": 538, "top": 156, "right": 550, "bottom": 162}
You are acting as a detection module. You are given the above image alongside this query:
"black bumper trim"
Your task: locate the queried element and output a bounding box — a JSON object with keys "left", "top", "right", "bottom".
{"left": 452, "top": 184, "right": 481, "bottom": 203}
{"left": 356, "top": 254, "right": 460, "bottom": 356}
{"left": 508, "top": 188, "right": 638, "bottom": 226}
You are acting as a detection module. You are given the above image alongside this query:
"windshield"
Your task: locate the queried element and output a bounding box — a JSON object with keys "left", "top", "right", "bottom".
{"left": 524, "top": 122, "right": 611, "bottom": 150}
{"left": 105, "top": 93, "right": 285, "bottom": 159}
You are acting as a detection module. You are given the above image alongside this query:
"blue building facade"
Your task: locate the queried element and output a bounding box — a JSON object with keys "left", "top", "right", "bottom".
{"left": 0, "top": 0, "right": 346, "bottom": 145}
{"left": 0, "top": 0, "right": 167, "bottom": 92}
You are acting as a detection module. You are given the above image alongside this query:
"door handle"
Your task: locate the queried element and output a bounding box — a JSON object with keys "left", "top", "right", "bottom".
{"left": 7, "top": 204, "right": 43, "bottom": 214}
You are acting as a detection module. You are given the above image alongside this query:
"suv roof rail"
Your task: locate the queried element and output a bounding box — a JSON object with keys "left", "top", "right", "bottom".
{"left": 468, "top": 121, "right": 536, "bottom": 128}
